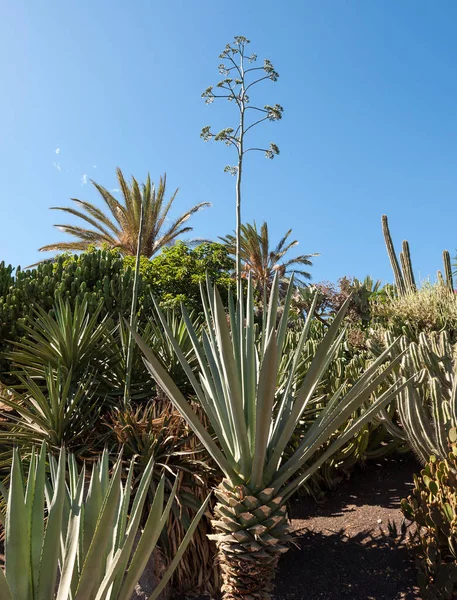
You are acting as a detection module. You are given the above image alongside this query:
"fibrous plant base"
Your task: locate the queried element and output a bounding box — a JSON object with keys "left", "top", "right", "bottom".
{"left": 210, "top": 481, "right": 291, "bottom": 600}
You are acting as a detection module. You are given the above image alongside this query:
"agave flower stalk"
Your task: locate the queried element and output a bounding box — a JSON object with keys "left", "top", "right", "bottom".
{"left": 0, "top": 445, "right": 209, "bottom": 600}
{"left": 132, "top": 275, "right": 410, "bottom": 600}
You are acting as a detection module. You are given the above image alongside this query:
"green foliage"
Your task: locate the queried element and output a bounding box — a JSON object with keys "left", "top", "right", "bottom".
{"left": 0, "top": 368, "right": 103, "bottom": 453}
{"left": 283, "top": 320, "right": 407, "bottom": 495}
{"left": 136, "top": 275, "right": 403, "bottom": 494}
{"left": 401, "top": 432, "right": 457, "bottom": 599}
{"left": 132, "top": 276, "right": 409, "bottom": 598}
{"left": 124, "top": 241, "right": 234, "bottom": 311}
{"left": 0, "top": 244, "right": 234, "bottom": 377}
{"left": 375, "top": 331, "right": 457, "bottom": 465}
{"left": 5, "top": 298, "right": 118, "bottom": 385}
{"left": 0, "top": 249, "right": 138, "bottom": 372}
{"left": 221, "top": 221, "right": 317, "bottom": 294}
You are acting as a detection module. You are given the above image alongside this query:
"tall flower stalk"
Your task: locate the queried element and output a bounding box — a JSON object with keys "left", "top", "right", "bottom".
{"left": 201, "top": 36, "right": 282, "bottom": 296}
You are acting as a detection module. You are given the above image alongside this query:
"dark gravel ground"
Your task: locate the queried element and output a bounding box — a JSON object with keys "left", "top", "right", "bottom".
{"left": 180, "top": 455, "right": 422, "bottom": 600}
{"left": 274, "top": 455, "right": 420, "bottom": 600}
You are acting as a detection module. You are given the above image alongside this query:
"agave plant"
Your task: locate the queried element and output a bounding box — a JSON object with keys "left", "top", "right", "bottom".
{"left": 0, "top": 444, "right": 209, "bottom": 600}
{"left": 132, "top": 275, "right": 410, "bottom": 599}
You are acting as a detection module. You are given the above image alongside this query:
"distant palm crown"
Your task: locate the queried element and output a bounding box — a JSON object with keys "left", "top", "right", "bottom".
{"left": 220, "top": 221, "right": 318, "bottom": 292}
{"left": 39, "top": 168, "right": 210, "bottom": 258}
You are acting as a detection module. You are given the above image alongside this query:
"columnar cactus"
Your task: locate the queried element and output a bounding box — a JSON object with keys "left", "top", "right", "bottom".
{"left": 396, "top": 331, "right": 456, "bottom": 464}
{"left": 400, "top": 240, "right": 416, "bottom": 292}
{"left": 443, "top": 250, "right": 454, "bottom": 292}
{"left": 368, "top": 329, "right": 457, "bottom": 464}
{"left": 382, "top": 215, "right": 406, "bottom": 295}
{"left": 382, "top": 215, "right": 454, "bottom": 299}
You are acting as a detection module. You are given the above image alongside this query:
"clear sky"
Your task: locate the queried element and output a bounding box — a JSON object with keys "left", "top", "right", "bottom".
{"left": 1, "top": 0, "right": 456, "bottom": 286}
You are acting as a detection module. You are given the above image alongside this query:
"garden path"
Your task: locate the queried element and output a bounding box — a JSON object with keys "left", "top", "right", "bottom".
{"left": 275, "top": 455, "right": 420, "bottom": 599}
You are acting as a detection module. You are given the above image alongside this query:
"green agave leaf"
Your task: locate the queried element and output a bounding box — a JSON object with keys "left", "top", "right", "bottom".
{"left": 73, "top": 458, "right": 123, "bottom": 600}
{"left": 56, "top": 466, "right": 85, "bottom": 600}
{"left": 0, "top": 569, "right": 13, "bottom": 600}
{"left": 250, "top": 329, "right": 278, "bottom": 490}
{"left": 37, "top": 447, "right": 66, "bottom": 600}
{"left": 148, "top": 493, "right": 212, "bottom": 600}
{"left": 131, "top": 324, "right": 236, "bottom": 480}
{"left": 5, "top": 448, "right": 30, "bottom": 600}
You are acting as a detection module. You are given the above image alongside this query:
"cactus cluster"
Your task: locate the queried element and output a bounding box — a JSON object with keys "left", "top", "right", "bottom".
{"left": 398, "top": 331, "right": 456, "bottom": 464}
{"left": 367, "top": 329, "right": 457, "bottom": 465}
{"left": 382, "top": 215, "right": 454, "bottom": 295}
{"left": 401, "top": 429, "right": 457, "bottom": 599}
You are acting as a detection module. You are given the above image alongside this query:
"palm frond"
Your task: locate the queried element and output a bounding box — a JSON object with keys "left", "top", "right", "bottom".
{"left": 40, "top": 169, "right": 210, "bottom": 258}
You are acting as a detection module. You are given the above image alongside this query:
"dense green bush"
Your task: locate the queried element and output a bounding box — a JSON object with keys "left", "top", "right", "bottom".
{"left": 123, "top": 241, "right": 234, "bottom": 310}
{"left": 0, "top": 243, "right": 234, "bottom": 375}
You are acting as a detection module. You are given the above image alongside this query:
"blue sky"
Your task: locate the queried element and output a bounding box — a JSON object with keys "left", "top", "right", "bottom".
{"left": 1, "top": 1, "right": 457, "bottom": 286}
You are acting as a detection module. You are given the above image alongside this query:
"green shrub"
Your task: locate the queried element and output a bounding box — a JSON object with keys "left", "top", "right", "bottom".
{"left": 0, "top": 243, "right": 234, "bottom": 376}
{"left": 124, "top": 241, "right": 234, "bottom": 310}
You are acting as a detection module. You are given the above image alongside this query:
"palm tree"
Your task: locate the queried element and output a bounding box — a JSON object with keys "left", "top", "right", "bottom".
{"left": 39, "top": 168, "right": 210, "bottom": 258}
{"left": 220, "top": 221, "right": 317, "bottom": 293}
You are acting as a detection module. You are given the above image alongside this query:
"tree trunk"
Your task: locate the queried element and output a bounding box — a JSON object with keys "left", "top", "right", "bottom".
{"left": 209, "top": 480, "right": 291, "bottom": 600}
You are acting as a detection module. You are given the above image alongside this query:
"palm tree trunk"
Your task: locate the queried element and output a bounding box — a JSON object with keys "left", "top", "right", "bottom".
{"left": 209, "top": 481, "right": 291, "bottom": 599}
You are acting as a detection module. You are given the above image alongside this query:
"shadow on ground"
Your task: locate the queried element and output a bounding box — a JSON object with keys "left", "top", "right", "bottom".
{"left": 289, "top": 455, "right": 419, "bottom": 520}
{"left": 274, "top": 527, "right": 419, "bottom": 600}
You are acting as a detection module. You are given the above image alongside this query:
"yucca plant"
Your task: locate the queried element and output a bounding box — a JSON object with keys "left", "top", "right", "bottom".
{"left": 132, "top": 274, "right": 411, "bottom": 599}
{"left": 0, "top": 444, "right": 210, "bottom": 600}
{"left": 0, "top": 368, "right": 103, "bottom": 456}
{"left": 5, "top": 297, "right": 122, "bottom": 398}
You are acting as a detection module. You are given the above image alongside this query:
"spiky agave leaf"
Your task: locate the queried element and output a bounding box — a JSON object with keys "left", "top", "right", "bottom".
{"left": 132, "top": 274, "right": 411, "bottom": 599}
{"left": 0, "top": 445, "right": 210, "bottom": 600}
